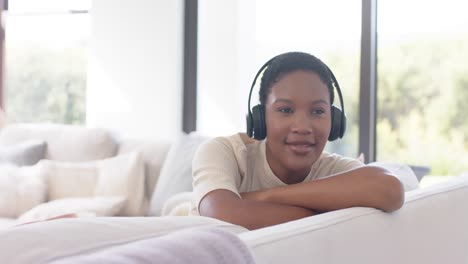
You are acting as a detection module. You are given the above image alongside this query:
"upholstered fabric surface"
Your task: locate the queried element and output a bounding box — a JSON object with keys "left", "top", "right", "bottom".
{"left": 241, "top": 175, "right": 468, "bottom": 264}
{"left": 0, "top": 124, "right": 118, "bottom": 162}
{"left": 161, "top": 191, "right": 192, "bottom": 216}
{"left": 0, "top": 216, "right": 248, "bottom": 264}
{"left": 117, "top": 139, "right": 171, "bottom": 208}
{"left": 0, "top": 164, "right": 47, "bottom": 218}
{"left": 51, "top": 227, "right": 255, "bottom": 264}
{"left": 148, "top": 132, "right": 209, "bottom": 216}
{"left": 17, "top": 196, "right": 126, "bottom": 223}
{"left": 42, "top": 160, "right": 99, "bottom": 200}
{"left": 95, "top": 152, "right": 147, "bottom": 216}
{"left": 40, "top": 152, "right": 147, "bottom": 216}
{"left": 0, "top": 217, "right": 15, "bottom": 228}
{"left": 0, "top": 140, "right": 47, "bottom": 166}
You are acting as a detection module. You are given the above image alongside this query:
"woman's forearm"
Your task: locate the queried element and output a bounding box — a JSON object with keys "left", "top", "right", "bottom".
{"left": 253, "top": 166, "right": 404, "bottom": 212}
{"left": 200, "top": 190, "right": 316, "bottom": 230}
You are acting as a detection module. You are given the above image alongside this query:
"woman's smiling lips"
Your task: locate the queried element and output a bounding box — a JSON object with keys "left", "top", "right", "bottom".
{"left": 285, "top": 140, "right": 315, "bottom": 155}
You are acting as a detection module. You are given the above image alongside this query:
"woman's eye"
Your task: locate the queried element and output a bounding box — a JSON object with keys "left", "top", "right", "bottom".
{"left": 311, "top": 109, "right": 325, "bottom": 115}
{"left": 278, "top": 107, "right": 293, "bottom": 114}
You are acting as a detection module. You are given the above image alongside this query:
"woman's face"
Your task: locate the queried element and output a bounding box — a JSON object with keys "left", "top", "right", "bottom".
{"left": 264, "top": 70, "right": 331, "bottom": 183}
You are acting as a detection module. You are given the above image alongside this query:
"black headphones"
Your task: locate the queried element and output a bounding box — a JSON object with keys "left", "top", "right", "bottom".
{"left": 246, "top": 53, "right": 346, "bottom": 141}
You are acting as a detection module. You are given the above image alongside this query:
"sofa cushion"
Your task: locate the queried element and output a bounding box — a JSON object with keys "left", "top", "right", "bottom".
{"left": 148, "top": 132, "right": 209, "bottom": 216}
{"left": 117, "top": 139, "right": 171, "bottom": 207}
{"left": 95, "top": 152, "right": 147, "bottom": 216}
{"left": 0, "top": 164, "right": 47, "bottom": 217}
{"left": 0, "top": 216, "right": 247, "bottom": 264}
{"left": 0, "top": 123, "right": 118, "bottom": 162}
{"left": 0, "top": 140, "right": 47, "bottom": 166}
{"left": 42, "top": 160, "right": 99, "bottom": 200}
{"left": 17, "top": 196, "right": 126, "bottom": 224}
{"left": 41, "top": 152, "right": 147, "bottom": 216}
{"left": 54, "top": 227, "right": 255, "bottom": 264}
{"left": 0, "top": 217, "right": 16, "bottom": 229}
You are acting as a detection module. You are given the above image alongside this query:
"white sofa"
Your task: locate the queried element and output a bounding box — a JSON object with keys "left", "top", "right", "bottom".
{"left": 0, "top": 123, "right": 172, "bottom": 227}
{"left": 0, "top": 123, "right": 467, "bottom": 263}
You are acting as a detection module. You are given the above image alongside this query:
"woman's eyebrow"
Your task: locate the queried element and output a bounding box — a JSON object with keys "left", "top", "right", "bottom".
{"left": 273, "top": 98, "right": 293, "bottom": 104}
{"left": 273, "top": 98, "right": 329, "bottom": 105}
{"left": 310, "top": 99, "right": 329, "bottom": 105}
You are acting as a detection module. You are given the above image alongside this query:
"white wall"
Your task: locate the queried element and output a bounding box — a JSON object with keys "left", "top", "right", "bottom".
{"left": 87, "top": 0, "right": 183, "bottom": 141}
{"left": 197, "top": 0, "right": 256, "bottom": 137}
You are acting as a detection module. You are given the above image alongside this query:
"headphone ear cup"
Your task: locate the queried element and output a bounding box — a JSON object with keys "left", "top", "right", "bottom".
{"left": 340, "top": 110, "right": 347, "bottom": 138}
{"left": 251, "top": 104, "right": 267, "bottom": 140}
{"left": 246, "top": 112, "right": 254, "bottom": 137}
{"left": 329, "top": 106, "right": 345, "bottom": 141}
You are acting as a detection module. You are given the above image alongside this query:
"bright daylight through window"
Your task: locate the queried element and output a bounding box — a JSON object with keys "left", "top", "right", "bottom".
{"left": 4, "top": 0, "right": 90, "bottom": 124}
{"left": 377, "top": 0, "right": 468, "bottom": 177}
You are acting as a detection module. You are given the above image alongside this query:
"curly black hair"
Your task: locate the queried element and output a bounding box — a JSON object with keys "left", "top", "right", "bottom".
{"left": 258, "top": 52, "right": 335, "bottom": 105}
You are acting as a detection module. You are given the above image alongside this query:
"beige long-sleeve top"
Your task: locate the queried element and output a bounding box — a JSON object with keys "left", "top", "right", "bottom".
{"left": 191, "top": 133, "right": 363, "bottom": 215}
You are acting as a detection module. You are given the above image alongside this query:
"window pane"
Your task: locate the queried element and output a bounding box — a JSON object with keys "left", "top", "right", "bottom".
{"left": 198, "top": 0, "right": 361, "bottom": 158}
{"left": 255, "top": 0, "right": 361, "bottom": 157}
{"left": 8, "top": 0, "right": 91, "bottom": 13}
{"left": 377, "top": 0, "right": 468, "bottom": 176}
{"left": 5, "top": 12, "right": 89, "bottom": 124}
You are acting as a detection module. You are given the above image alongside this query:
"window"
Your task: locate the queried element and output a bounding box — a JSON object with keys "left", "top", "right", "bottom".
{"left": 197, "top": 0, "right": 361, "bottom": 157}
{"left": 4, "top": 0, "right": 91, "bottom": 124}
{"left": 377, "top": 0, "right": 468, "bottom": 176}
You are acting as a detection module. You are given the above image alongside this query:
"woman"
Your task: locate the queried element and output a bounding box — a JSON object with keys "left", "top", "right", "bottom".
{"left": 191, "top": 52, "right": 404, "bottom": 230}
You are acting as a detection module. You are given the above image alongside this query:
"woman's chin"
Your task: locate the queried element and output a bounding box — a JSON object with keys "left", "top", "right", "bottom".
{"left": 283, "top": 160, "right": 315, "bottom": 178}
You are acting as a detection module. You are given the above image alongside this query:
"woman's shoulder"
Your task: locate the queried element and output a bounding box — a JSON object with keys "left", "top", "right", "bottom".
{"left": 193, "top": 133, "right": 260, "bottom": 174}
{"left": 319, "top": 151, "right": 363, "bottom": 164}
{"left": 202, "top": 133, "right": 257, "bottom": 148}
{"left": 197, "top": 133, "right": 258, "bottom": 156}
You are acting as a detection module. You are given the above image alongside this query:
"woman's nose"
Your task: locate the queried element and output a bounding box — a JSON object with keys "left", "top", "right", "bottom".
{"left": 291, "top": 112, "right": 313, "bottom": 134}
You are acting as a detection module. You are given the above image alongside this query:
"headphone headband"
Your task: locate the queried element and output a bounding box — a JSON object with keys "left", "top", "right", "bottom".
{"left": 247, "top": 56, "right": 279, "bottom": 119}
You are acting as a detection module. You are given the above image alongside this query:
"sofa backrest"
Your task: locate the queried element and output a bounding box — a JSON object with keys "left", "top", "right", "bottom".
{"left": 0, "top": 123, "right": 118, "bottom": 162}
{"left": 241, "top": 175, "right": 468, "bottom": 264}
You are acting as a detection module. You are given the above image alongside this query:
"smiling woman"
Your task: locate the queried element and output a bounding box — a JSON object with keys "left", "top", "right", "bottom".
{"left": 191, "top": 52, "right": 404, "bottom": 230}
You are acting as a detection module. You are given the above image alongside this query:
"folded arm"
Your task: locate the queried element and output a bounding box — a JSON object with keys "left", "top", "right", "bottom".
{"left": 242, "top": 166, "right": 405, "bottom": 213}
{"left": 199, "top": 190, "right": 316, "bottom": 230}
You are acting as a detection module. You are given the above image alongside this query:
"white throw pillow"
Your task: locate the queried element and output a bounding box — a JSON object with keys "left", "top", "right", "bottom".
{"left": 148, "top": 132, "right": 209, "bottom": 216}
{"left": 42, "top": 160, "right": 99, "bottom": 200}
{"left": 95, "top": 152, "right": 147, "bottom": 216}
{"left": 0, "top": 164, "right": 47, "bottom": 217}
{"left": 369, "top": 161, "right": 419, "bottom": 191}
{"left": 17, "top": 196, "right": 126, "bottom": 223}
{"left": 42, "top": 152, "right": 147, "bottom": 216}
